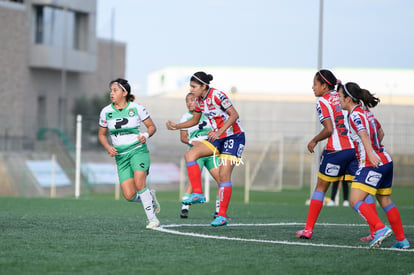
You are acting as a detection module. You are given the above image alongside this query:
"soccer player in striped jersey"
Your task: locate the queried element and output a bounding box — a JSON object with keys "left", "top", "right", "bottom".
{"left": 166, "top": 71, "right": 245, "bottom": 227}
{"left": 98, "top": 78, "right": 160, "bottom": 229}
{"left": 338, "top": 82, "right": 410, "bottom": 249}
{"left": 178, "top": 92, "right": 221, "bottom": 219}
{"left": 296, "top": 70, "right": 358, "bottom": 239}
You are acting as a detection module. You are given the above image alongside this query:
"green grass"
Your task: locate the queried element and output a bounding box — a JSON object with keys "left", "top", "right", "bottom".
{"left": 1, "top": 186, "right": 413, "bottom": 274}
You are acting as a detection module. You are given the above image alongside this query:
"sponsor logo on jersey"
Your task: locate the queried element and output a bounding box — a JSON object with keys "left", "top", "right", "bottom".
{"left": 325, "top": 163, "right": 340, "bottom": 176}
{"left": 365, "top": 170, "right": 382, "bottom": 186}
{"left": 221, "top": 98, "right": 232, "bottom": 109}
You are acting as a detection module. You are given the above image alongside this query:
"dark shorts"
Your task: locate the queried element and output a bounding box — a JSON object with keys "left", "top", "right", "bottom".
{"left": 352, "top": 162, "right": 393, "bottom": 195}
{"left": 318, "top": 148, "right": 358, "bottom": 182}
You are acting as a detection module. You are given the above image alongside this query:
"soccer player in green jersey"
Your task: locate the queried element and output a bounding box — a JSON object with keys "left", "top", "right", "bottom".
{"left": 98, "top": 78, "right": 160, "bottom": 229}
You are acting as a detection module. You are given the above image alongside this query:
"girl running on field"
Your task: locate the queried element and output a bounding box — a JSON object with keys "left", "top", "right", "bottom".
{"left": 98, "top": 78, "right": 160, "bottom": 229}
{"left": 166, "top": 71, "right": 245, "bottom": 227}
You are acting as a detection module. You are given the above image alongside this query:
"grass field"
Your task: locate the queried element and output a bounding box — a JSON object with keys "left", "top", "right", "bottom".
{"left": 1, "top": 186, "right": 413, "bottom": 274}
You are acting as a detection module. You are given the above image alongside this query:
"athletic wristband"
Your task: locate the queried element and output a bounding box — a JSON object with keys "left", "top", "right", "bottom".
{"left": 140, "top": 132, "right": 149, "bottom": 139}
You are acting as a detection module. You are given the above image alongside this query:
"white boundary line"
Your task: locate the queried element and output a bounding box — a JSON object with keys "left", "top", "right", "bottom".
{"left": 153, "top": 222, "right": 414, "bottom": 252}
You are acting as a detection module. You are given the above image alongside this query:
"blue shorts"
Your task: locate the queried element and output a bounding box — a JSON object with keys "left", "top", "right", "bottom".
{"left": 201, "top": 132, "right": 245, "bottom": 163}
{"left": 318, "top": 148, "right": 358, "bottom": 182}
{"left": 352, "top": 162, "right": 393, "bottom": 195}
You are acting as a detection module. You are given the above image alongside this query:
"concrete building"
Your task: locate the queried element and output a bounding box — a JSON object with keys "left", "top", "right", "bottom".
{"left": 0, "top": 0, "right": 126, "bottom": 150}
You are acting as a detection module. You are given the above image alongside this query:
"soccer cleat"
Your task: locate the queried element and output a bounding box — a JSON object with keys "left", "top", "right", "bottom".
{"left": 369, "top": 226, "right": 392, "bottom": 249}
{"left": 182, "top": 193, "right": 206, "bottom": 205}
{"left": 342, "top": 200, "right": 349, "bottom": 207}
{"left": 180, "top": 209, "right": 189, "bottom": 219}
{"left": 146, "top": 218, "right": 160, "bottom": 229}
{"left": 150, "top": 189, "right": 161, "bottom": 214}
{"left": 211, "top": 215, "right": 227, "bottom": 227}
{"left": 391, "top": 238, "right": 410, "bottom": 249}
{"left": 360, "top": 234, "right": 374, "bottom": 242}
{"left": 212, "top": 212, "right": 231, "bottom": 220}
{"left": 296, "top": 229, "right": 313, "bottom": 239}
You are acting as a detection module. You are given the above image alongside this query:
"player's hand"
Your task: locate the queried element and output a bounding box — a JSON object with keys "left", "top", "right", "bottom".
{"left": 208, "top": 130, "right": 220, "bottom": 142}
{"left": 166, "top": 120, "right": 177, "bottom": 130}
{"left": 307, "top": 140, "right": 317, "bottom": 153}
{"left": 106, "top": 146, "right": 117, "bottom": 157}
{"left": 138, "top": 132, "right": 149, "bottom": 144}
{"left": 368, "top": 152, "right": 381, "bottom": 168}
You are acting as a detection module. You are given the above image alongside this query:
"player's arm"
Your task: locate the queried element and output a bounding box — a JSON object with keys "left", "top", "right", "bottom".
{"left": 98, "top": 126, "right": 117, "bottom": 157}
{"left": 167, "top": 112, "right": 201, "bottom": 130}
{"left": 378, "top": 127, "right": 384, "bottom": 142}
{"left": 180, "top": 130, "right": 190, "bottom": 145}
{"left": 307, "top": 118, "right": 333, "bottom": 153}
{"left": 138, "top": 117, "right": 156, "bottom": 144}
{"left": 208, "top": 106, "right": 239, "bottom": 142}
{"left": 358, "top": 129, "right": 381, "bottom": 167}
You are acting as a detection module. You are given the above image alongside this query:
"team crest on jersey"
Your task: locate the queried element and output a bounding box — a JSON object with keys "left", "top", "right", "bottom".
{"left": 128, "top": 109, "right": 135, "bottom": 117}
{"left": 206, "top": 98, "right": 212, "bottom": 105}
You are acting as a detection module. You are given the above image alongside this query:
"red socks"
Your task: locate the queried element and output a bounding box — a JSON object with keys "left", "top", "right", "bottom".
{"left": 186, "top": 161, "right": 202, "bottom": 194}
{"left": 218, "top": 182, "right": 232, "bottom": 217}
{"left": 384, "top": 203, "right": 406, "bottom": 241}
{"left": 305, "top": 190, "right": 324, "bottom": 231}
{"left": 354, "top": 201, "right": 384, "bottom": 231}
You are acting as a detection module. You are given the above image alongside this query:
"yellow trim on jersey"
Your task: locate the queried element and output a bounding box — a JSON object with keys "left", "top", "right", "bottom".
{"left": 351, "top": 182, "right": 377, "bottom": 195}
{"left": 200, "top": 140, "right": 220, "bottom": 156}
{"left": 318, "top": 172, "right": 342, "bottom": 182}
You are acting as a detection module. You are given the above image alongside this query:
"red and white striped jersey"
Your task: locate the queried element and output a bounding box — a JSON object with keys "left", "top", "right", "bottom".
{"left": 348, "top": 105, "right": 392, "bottom": 167}
{"left": 194, "top": 88, "right": 244, "bottom": 139}
{"left": 316, "top": 91, "right": 354, "bottom": 151}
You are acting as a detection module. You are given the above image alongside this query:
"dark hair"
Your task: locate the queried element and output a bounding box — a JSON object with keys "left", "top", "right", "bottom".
{"left": 109, "top": 78, "right": 135, "bottom": 102}
{"left": 190, "top": 71, "right": 213, "bottom": 89}
{"left": 339, "top": 82, "right": 380, "bottom": 108}
{"left": 315, "top": 69, "right": 338, "bottom": 90}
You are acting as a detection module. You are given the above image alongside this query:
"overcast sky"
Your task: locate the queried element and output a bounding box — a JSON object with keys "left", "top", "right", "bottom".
{"left": 97, "top": 0, "right": 414, "bottom": 95}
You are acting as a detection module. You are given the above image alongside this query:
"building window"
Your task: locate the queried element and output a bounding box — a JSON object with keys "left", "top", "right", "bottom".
{"left": 33, "top": 5, "right": 89, "bottom": 51}
{"left": 37, "top": 94, "right": 47, "bottom": 128}
{"left": 74, "top": 12, "right": 88, "bottom": 51}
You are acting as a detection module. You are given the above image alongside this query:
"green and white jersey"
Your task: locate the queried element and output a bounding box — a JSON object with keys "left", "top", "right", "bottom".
{"left": 99, "top": 102, "right": 149, "bottom": 154}
{"left": 180, "top": 111, "right": 211, "bottom": 148}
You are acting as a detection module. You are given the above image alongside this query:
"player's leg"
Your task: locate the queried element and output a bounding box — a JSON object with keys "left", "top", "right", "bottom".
{"left": 182, "top": 142, "right": 215, "bottom": 205}
{"left": 342, "top": 180, "right": 349, "bottom": 206}
{"left": 328, "top": 181, "right": 339, "bottom": 206}
{"left": 211, "top": 158, "right": 234, "bottom": 227}
{"left": 206, "top": 156, "right": 221, "bottom": 217}
{"left": 360, "top": 195, "right": 376, "bottom": 241}
{"left": 130, "top": 152, "right": 159, "bottom": 229}
{"left": 296, "top": 177, "right": 330, "bottom": 238}
{"left": 180, "top": 183, "right": 192, "bottom": 218}
{"left": 375, "top": 163, "right": 409, "bottom": 248}
{"left": 211, "top": 133, "right": 245, "bottom": 227}
{"left": 350, "top": 180, "right": 391, "bottom": 248}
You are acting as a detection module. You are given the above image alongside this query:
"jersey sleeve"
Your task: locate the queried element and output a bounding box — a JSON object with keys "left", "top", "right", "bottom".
{"left": 137, "top": 104, "right": 150, "bottom": 121}
{"left": 194, "top": 97, "right": 202, "bottom": 113}
{"left": 349, "top": 112, "right": 366, "bottom": 133}
{"left": 99, "top": 107, "right": 108, "bottom": 128}
{"left": 316, "top": 99, "right": 330, "bottom": 123}
{"left": 215, "top": 91, "right": 233, "bottom": 111}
